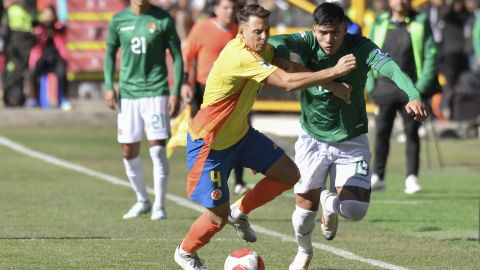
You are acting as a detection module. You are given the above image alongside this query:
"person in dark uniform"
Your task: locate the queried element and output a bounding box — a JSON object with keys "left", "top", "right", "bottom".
{"left": 367, "top": 0, "right": 439, "bottom": 194}
{"left": 1, "top": 0, "right": 36, "bottom": 106}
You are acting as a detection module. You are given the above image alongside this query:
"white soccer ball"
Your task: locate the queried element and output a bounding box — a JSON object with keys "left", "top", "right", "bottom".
{"left": 224, "top": 249, "right": 265, "bottom": 270}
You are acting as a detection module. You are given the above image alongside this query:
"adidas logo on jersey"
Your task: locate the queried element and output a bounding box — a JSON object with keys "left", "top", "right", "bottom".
{"left": 120, "top": 26, "right": 134, "bottom": 31}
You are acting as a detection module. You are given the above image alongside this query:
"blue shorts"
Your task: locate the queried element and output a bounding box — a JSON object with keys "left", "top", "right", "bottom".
{"left": 186, "top": 126, "right": 285, "bottom": 208}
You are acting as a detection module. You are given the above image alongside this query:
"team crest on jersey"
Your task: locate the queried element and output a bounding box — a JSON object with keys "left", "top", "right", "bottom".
{"left": 299, "top": 31, "right": 306, "bottom": 38}
{"left": 211, "top": 189, "right": 222, "bottom": 200}
{"left": 373, "top": 48, "right": 386, "bottom": 58}
{"left": 148, "top": 23, "right": 156, "bottom": 33}
{"left": 259, "top": 60, "right": 273, "bottom": 69}
{"left": 118, "top": 129, "right": 123, "bottom": 135}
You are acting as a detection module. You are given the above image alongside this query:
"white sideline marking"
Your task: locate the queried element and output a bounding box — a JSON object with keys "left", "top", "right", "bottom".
{"left": 0, "top": 135, "right": 410, "bottom": 270}
{"left": 372, "top": 200, "right": 423, "bottom": 205}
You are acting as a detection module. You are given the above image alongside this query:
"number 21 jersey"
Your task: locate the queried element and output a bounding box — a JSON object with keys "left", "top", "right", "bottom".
{"left": 106, "top": 6, "right": 181, "bottom": 98}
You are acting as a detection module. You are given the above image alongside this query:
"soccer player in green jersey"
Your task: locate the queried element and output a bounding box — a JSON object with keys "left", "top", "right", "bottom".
{"left": 103, "top": 0, "right": 183, "bottom": 220}
{"left": 269, "top": 3, "right": 429, "bottom": 269}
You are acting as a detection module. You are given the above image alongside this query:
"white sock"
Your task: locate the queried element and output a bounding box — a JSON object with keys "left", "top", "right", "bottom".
{"left": 150, "top": 145, "right": 170, "bottom": 208}
{"left": 292, "top": 205, "right": 317, "bottom": 252}
{"left": 179, "top": 246, "right": 192, "bottom": 255}
{"left": 338, "top": 200, "right": 369, "bottom": 221}
{"left": 123, "top": 156, "right": 149, "bottom": 202}
{"left": 325, "top": 196, "right": 369, "bottom": 221}
{"left": 230, "top": 203, "right": 247, "bottom": 220}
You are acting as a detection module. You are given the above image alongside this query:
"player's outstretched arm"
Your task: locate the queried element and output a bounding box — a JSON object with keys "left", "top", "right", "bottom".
{"left": 272, "top": 58, "right": 353, "bottom": 104}
{"left": 265, "top": 54, "right": 356, "bottom": 92}
{"left": 378, "top": 60, "right": 429, "bottom": 122}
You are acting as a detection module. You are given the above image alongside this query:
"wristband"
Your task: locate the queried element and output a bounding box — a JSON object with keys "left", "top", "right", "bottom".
{"left": 182, "top": 72, "right": 189, "bottom": 85}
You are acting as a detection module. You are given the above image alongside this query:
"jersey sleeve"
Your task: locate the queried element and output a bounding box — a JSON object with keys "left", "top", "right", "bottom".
{"left": 231, "top": 49, "right": 278, "bottom": 83}
{"left": 106, "top": 18, "right": 120, "bottom": 51}
{"left": 164, "top": 15, "right": 183, "bottom": 96}
{"left": 164, "top": 15, "right": 181, "bottom": 50}
{"left": 104, "top": 18, "right": 119, "bottom": 91}
{"left": 183, "top": 23, "right": 201, "bottom": 59}
{"left": 289, "top": 30, "right": 315, "bottom": 59}
{"left": 378, "top": 60, "right": 422, "bottom": 101}
{"left": 357, "top": 39, "right": 392, "bottom": 72}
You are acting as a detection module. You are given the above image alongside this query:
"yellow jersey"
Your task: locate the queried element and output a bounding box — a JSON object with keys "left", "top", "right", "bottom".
{"left": 188, "top": 34, "right": 278, "bottom": 150}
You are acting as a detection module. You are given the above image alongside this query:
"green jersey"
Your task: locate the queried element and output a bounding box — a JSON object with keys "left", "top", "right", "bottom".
{"left": 269, "top": 31, "right": 422, "bottom": 142}
{"left": 105, "top": 6, "right": 181, "bottom": 98}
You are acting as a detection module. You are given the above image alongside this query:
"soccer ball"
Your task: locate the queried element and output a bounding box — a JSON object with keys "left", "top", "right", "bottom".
{"left": 224, "top": 249, "right": 265, "bottom": 270}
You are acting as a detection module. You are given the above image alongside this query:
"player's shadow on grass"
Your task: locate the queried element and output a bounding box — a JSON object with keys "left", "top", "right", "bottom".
{"left": 316, "top": 268, "right": 376, "bottom": 270}
{"left": 366, "top": 219, "right": 440, "bottom": 223}
{"left": 0, "top": 237, "right": 112, "bottom": 240}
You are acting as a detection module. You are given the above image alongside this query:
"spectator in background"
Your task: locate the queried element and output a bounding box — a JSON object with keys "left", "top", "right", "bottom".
{"left": 1, "top": 0, "right": 36, "bottom": 107}
{"left": 428, "top": 0, "right": 470, "bottom": 119}
{"left": 465, "top": 0, "right": 480, "bottom": 72}
{"left": 324, "top": 0, "right": 362, "bottom": 35}
{"left": 455, "top": 0, "right": 480, "bottom": 94}
{"left": 175, "top": 0, "right": 194, "bottom": 45}
{"left": 181, "top": 0, "right": 251, "bottom": 196}
{"left": 29, "top": 6, "right": 71, "bottom": 110}
{"left": 367, "top": 0, "right": 438, "bottom": 194}
{"left": 363, "top": 0, "right": 389, "bottom": 36}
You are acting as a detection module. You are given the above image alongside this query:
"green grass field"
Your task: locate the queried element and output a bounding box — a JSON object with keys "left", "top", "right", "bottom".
{"left": 0, "top": 126, "right": 479, "bottom": 269}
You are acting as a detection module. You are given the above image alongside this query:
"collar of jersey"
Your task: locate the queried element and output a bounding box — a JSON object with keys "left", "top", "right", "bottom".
{"left": 317, "top": 42, "right": 346, "bottom": 59}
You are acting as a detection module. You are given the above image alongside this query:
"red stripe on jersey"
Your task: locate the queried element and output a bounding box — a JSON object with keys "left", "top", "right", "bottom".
{"left": 189, "top": 80, "right": 248, "bottom": 142}
{"left": 187, "top": 143, "right": 211, "bottom": 197}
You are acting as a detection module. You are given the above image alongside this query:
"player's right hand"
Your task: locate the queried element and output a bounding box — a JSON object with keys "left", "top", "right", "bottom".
{"left": 181, "top": 84, "right": 193, "bottom": 104}
{"left": 329, "top": 82, "right": 353, "bottom": 104}
{"left": 333, "top": 54, "right": 356, "bottom": 77}
{"left": 105, "top": 89, "right": 118, "bottom": 111}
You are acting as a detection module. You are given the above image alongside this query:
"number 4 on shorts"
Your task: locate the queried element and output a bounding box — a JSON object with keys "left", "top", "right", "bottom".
{"left": 355, "top": 160, "right": 369, "bottom": 176}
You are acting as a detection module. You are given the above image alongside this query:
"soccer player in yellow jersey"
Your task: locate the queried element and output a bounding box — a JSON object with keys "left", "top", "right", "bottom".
{"left": 174, "top": 5, "right": 357, "bottom": 270}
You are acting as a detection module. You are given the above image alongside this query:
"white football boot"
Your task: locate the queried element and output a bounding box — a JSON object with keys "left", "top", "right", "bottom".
{"left": 289, "top": 249, "right": 313, "bottom": 270}
{"left": 405, "top": 174, "right": 421, "bottom": 194}
{"left": 320, "top": 190, "right": 338, "bottom": 241}
{"left": 174, "top": 245, "right": 208, "bottom": 270}
{"left": 371, "top": 173, "right": 387, "bottom": 192}
{"left": 122, "top": 201, "right": 151, "bottom": 219}
{"left": 151, "top": 206, "right": 166, "bottom": 220}
{"left": 227, "top": 214, "right": 257, "bottom": 242}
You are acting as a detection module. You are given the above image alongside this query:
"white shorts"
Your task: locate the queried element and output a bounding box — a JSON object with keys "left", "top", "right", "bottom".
{"left": 117, "top": 96, "right": 171, "bottom": 143}
{"left": 294, "top": 129, "right": 372, "bottom": 194}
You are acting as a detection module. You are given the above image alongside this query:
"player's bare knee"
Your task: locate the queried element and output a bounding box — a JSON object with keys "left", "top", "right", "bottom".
{"left": 122, "top": 151, "right": 138, "bottom": 160}
{"left": 286, "top": 169, "right": 301, "bottom": 186}
{"left": 339, "top": 200, "right": 369, "bottom": 221}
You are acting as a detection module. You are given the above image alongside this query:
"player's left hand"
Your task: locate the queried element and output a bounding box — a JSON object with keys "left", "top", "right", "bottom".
{"left": 169, "top": 95, "right": 180, "bottom": 116}
{"left": 405, "top": 100, "right": 429, "bottom": 122}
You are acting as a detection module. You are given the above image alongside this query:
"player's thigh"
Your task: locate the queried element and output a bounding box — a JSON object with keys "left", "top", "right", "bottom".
{"left": 141, "top": 95, "right": 171, "bottom": 141}
{"left": 117, "top": 98, "right": 144, "bottom": 144}
{"left": 294, "top": 129, "right": 331, "bottom": 195}
{"left": 265, "top": 154, "right": 299, "bottom": 186}
{"left": 186, "top": 133, "right": 238, "bottom": 208}
{"left": 236, "top": 128, "right": 291, "bottom": 183}
{"left": 329, "top": 134, "right": 372, "bottom": 202}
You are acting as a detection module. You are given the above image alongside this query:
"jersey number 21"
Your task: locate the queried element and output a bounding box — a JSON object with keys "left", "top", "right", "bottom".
{"left": 131, "top": 37, "right": 146, "bottom": 54}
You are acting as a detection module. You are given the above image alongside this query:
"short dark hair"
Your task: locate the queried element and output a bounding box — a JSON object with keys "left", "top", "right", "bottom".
{"left": 237, "top": 4, "right": 271, "bottom": 25}
{"left": 313, "top": 2, "right": 345, "bottom": 26}
{"left": 214, "top": 0, "right": 238, "bottom": 6}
